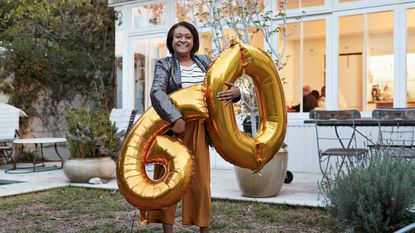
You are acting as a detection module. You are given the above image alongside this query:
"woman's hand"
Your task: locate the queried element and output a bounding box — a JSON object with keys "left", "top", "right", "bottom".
{"left": 217, "top": 82, "right": 241, "bottom": 104}
{"left": 171, "top": 118, "right": 186, "bottom": 134}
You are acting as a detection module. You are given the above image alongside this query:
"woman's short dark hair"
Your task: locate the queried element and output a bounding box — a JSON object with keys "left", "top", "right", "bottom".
{"left": 166, "top": 21, "right": 199, "bottom": 55}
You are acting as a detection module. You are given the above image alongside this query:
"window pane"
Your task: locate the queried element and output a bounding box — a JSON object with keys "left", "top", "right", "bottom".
{"left": 338, "top": 15, "right": 364, "bottom": 111}
{"left": 302, "top": 0, "right": 324, "bottom": 8}
{"left": 132, "top": 3, "right": 166, "bottom": 31}
{"left": 132, "top": 38, "right": 167, "bottom": 113}
{"left": 279, "top": 22, "right": 301, "bottom": 112}
{"left": 284, "top": 0, "right": 299, "bottom": 10}
{"left": 176, "top": 0, "right": 205, "bottom": 22}
{"left": 115, "top": 31, "right": 123, "bottom": 107}
{"left": 281, "top": 20, "right": 325, "bottom": 112}
{"left": 367, "top": 11, "right": 394, "bottom": 109}
{"left": 279, "top": 0, "right": 324, "bottom": 10}
{"left": 250, "top": 28, "right": 265, "bottom": 49}
{"left": 199, "top": 32, "right": 212, "bottom": 56}
{"left": 303, "top": 20, "right": 326, "bottom": 111}
{"left": 407, "top": 9, "right": 415, "bottom": 107}
{"left": 222, "top": 28, "right": 264, "bottom": 50}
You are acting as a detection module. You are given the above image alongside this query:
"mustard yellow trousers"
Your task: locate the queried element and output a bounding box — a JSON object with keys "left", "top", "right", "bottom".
{"left": 140, "top": 120, "right": 211, "bottom": 227}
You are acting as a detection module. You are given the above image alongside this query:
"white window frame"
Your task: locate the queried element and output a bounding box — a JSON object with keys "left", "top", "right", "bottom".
{"left": 124, "top": 34, "right": 167, "bottom": 110}
{"left": 397, "top": 2, "right": 415, "bottom": 107}
{"left": 282, "top": 0, "right": 331, "bottom": 17}
{"left": 279, "top": 14, "right": 330, "bottom": 117}
{"left": 119, "top": 1, "right": 172, "bottom": 109}
{"left": 334, "top": 0, "right": 415, "bottom": 11}
{"left": 128, "top": 0, "right": 171, "bottom": 34}
{"left": 333, "top": 3, "right": 412, "bottom": 112}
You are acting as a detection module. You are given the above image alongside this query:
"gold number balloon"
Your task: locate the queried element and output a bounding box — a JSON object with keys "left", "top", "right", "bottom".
{"left": 205, "top": 43, "right": 287, "bottom": 171}
{"left": 117, "top": 85, "right": 208, "bottom": 210}
{"left": 117, "top": 43, "right": 287, "bottom": 211}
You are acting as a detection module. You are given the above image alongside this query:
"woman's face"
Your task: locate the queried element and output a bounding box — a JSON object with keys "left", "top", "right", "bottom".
{"left": 172, "top": 26, "right": 194, "bottom": 57}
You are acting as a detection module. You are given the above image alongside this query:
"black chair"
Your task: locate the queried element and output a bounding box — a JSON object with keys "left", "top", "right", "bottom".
{"left": 310, "top": 109, "right": 369, "bottom": 193}
{"left": 109, "top": 109, "right": 139, "bottom": 160}
{"left": 371, "top": 108, "right": 415, "bottom": 160}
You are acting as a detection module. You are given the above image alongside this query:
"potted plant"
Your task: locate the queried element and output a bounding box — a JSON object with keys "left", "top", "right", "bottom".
{"left": 235, "top": 105, "right": 289, "bottom": 198}
{"left": 63, "top": 107, "right": 121, "bottom": 183}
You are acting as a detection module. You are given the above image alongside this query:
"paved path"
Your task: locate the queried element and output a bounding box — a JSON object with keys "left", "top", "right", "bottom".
{"left": 0, "top": 163, "right": 323, "bottom": 207}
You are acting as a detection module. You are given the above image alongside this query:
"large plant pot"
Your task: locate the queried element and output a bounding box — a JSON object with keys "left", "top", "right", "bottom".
{"left": 63, "top": 157, "right": 116, "bottom": 183}
{"left": 235, "top": 150, "right": 288, "bottom": 197}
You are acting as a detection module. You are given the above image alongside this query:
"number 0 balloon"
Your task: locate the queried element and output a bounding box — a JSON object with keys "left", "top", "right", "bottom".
{"left": 117, "top": 43, "right": 287, "bottom": 211}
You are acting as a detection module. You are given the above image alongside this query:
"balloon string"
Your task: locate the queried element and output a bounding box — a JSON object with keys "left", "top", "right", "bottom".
{"left": 130, "top": 207, "right": 137, "bottom": 233}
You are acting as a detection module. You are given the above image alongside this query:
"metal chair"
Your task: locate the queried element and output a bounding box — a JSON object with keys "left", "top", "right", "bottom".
{"left": 372, "top": 108, "right": 415, "bottom": 160}
{"left": 310, "top": 109, "right": 370, "bottom": 193}
{"left": 109, "top": 108, "right": 140, "bottom": 160}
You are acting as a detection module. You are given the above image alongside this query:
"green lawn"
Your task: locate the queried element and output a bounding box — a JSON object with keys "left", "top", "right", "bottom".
{"left": 0, "top": 187, "right": 338, "bottom": 233}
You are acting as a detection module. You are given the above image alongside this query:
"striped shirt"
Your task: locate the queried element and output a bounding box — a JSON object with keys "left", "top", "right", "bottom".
{"left": 180, "top": 63, "right": 205, "bottom": 88}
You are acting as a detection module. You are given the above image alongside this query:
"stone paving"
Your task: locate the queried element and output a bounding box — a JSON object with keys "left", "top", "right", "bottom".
{"left": 0, "top": 163, "right": 323, "bottom": 207}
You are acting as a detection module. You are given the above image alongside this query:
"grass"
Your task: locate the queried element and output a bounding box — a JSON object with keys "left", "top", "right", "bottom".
{"left": 0, "top": 187, "right": 339, "bottom": 233}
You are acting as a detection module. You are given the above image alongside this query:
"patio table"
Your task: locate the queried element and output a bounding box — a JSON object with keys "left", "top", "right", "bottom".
{"left": 304, "top": 118, "right": 415, "bottom": 127}
{"left": 13, "top": 138, "right": 66, "bottom": 171}
{"left": 304, "top": 118, "right": 415, "bottom": 145}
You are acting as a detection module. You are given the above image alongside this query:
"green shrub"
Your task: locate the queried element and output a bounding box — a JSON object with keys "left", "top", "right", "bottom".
{"left": 327, "top": 156, "right": 415, "bottom": 233}
{"left": 65, "top": 107, "right": 121, "bottom": 158}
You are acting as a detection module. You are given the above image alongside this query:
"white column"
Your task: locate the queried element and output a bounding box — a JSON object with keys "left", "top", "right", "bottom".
{"left": 326, "top": 13, "right": 338, "bottom": 110}
{"left": 394, "top": 6, "right": 407, "bottom": 108}
{"left": 122, "top": 5, "right": 134, "bottom": 109}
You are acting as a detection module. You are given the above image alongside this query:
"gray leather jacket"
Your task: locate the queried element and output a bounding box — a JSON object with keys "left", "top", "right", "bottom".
{"left": 150, "top": 54, "right": 211, "bottom": 124}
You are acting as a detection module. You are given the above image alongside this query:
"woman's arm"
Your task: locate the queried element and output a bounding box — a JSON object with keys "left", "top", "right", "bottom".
{"left": 150, "top": 59, "right": 183, "bottom": 124}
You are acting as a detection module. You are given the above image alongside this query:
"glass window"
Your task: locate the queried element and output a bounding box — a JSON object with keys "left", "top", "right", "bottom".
{"left": 221, "top": 28, "right": 264, "bottom": 50}
{"left": 279, "top": 0, "right": 325, "bottom": 10}
{"left": 115, "top": 31, "right": 123, "bottom": 108}
{"left": 367, "top": 11, "right": 394, "bottom": 110}
{"left": 199, "top": 32, "right": 212, "bottom": 56}
{"left": 303, "top": 20, "right": 326, "bottom": 111}
{"left": 338, "top": 11, "right": 393, "bottom": 111}
{"left": 132, "top": 3, "right": 166, "bottom": 31}
{"left": 338, "top": 15, "right": 364, "bottom": 110}
{"left": 176, "top": 0, "right": 203, "bottom": 23}
{"left": 132, "top": 38, "right": 167, "bottom": 113}
{"left": 407, "top": 8, "right": 415, "bottom": 107}
{"left": 280, "top": 22, "right": 300, "bottom": 112}
{"left": 280, "top": 19, "right": 326, "bottom": 112}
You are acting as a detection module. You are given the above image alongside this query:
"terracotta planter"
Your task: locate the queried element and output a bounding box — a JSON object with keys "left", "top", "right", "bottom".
{"left": 63, "top": 157, "right": 116, "bottom": 183}
{"left": 235, "top": 150, "right": 288, "bottom": 197}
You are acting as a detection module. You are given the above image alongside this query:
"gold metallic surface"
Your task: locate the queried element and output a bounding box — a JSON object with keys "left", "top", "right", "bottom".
{"left": 116, "top": 85, "right": 208, "bottom": 210}
{"left": 205, "top": 43, "right": 287, "bottom": 171}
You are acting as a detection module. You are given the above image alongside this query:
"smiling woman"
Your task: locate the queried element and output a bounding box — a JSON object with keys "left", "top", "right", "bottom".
{"left": 116, "top": 21, "right": 241, "bottom": 233}
{"left": 171, "top": 27, "right": 195, "bottom": 62}
{"left": 136, "top": 22, "right": 214, "bottom": 233}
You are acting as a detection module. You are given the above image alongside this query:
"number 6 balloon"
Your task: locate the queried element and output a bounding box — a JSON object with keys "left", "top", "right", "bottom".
{"left": 117, "top": 43, "right": 287, "bottom": 211}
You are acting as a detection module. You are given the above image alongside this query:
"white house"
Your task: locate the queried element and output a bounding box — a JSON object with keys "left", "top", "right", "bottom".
{"left": 107, "top": 0, "right": 415, "bottom": 173}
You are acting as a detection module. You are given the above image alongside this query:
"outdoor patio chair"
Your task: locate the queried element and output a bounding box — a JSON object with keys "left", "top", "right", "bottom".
{"left": 109, "top": 108, "right": 140, "bottom": 160}
{"left": 310, "top": 109, "right": 369, "bottom": 193}
{"left": 0, "top": 103, "right": 27, "bottom": 166}
{"left": 371, "top": 108, "right": 415, "bottom": 160}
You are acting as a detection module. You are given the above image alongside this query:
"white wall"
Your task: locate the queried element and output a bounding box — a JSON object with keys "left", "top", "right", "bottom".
{"left": 0, "top": 93, "right": 8, "bottom": 103}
